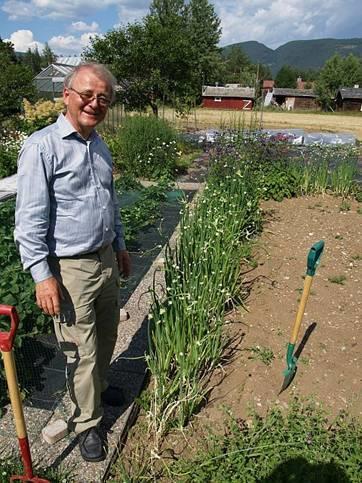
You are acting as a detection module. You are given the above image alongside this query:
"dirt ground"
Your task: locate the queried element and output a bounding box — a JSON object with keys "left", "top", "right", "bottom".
{"left": 200, "top": 194, "right": 361, "bottom": 429}
{"left": 162, "top": 108, "right": 362, "bottom": 141}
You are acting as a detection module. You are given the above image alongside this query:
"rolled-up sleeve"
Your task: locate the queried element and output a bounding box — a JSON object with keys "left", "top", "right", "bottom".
{"left": 111, "top": 182, "right": 126, "bottom": 252}
{"left": 14, "top": 142, "right": 53, "bottom": 283}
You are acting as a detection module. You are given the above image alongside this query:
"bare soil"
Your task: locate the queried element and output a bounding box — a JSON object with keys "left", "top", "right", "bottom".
{"left": 201, "top": 195, "right": 361, "bottom": 430}
{"left": 163, "top": 108, "right": 362, "bottom": 141}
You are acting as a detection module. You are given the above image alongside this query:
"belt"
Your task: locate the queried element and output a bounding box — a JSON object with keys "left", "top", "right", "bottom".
{"left": 53, "top": 245, "right": 111, "bottom": 260}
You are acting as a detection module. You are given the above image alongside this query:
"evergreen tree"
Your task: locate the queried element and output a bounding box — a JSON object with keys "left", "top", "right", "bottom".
{"left": 275, "top": 65, "right": 298, "bottom": 88}
{"left": 186, "top": 0, "right": 222, "bottom": 94}
{"left": 221, "top": 46, "right": 254, "bottom": 85}
{"left": 41, "top": 43, "right": 57, "bottom": 67}
{"left": 23, "top": 47, "right": 42, "bottom": 74}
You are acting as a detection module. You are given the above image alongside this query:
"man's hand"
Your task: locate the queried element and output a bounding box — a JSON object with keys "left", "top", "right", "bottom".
{"left": 35, "top": 277, "right": 63, "bottom": 316}
{"left": 116, "top": 249, "right": 131, "bottom": 278}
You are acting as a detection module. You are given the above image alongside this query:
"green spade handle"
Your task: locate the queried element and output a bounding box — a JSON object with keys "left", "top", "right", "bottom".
{"left": 306, "top": 240, "right": 324, "bottom": 276}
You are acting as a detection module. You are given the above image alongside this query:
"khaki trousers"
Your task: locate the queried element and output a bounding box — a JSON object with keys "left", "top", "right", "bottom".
{"left": 49, "top": 245, "right": 120, "bottom": 434}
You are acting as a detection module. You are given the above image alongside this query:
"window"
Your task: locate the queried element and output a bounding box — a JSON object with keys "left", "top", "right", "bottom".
{"left": 214, "top": 97, "right": 222, "bottom": 102}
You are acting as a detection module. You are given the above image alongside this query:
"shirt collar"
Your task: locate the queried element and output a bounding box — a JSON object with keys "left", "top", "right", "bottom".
{"left": 56, "top": 114, "right": 99, "bottom": 143}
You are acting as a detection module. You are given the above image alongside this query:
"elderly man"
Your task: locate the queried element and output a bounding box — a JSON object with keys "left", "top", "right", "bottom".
{"left": 15, "top": 63, "right": 131, "bottom": 462}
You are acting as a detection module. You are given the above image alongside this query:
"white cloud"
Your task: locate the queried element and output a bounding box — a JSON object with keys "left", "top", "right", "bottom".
{"left": 1, "top": 0, "right": 136, "bottom": 20}
{"left": 2, "top": 0, "right": 361, "bottom": 54}
{"left": 213, "top": 0, "right": 362, "bottom": 48}
{"left": 71, "top": 21, "right": 99, "bottom": 32}
{"left": 5, "top": 30, "right": 44, "bottom": 52}
{"left": 48, "top": 32, "right": 98, "bottom": 54}
{"left": 116, "top": 1, "right": 149, "bottom": 26}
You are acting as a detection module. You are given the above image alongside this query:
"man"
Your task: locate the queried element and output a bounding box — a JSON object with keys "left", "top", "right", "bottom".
{"left": 15, "top": 63, "right": 131, "bottom": 462}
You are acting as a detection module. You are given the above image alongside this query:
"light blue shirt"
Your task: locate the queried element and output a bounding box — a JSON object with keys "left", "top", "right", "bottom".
{"left": 14, "top": 114, "right": 125, "bottom": 283}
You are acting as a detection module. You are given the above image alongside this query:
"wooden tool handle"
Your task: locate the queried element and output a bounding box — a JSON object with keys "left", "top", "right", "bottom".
{"left": 1, "top": 351, "right": 27, "bottom": 438}
{"left": 290, "top": 275, "right": 313, "bottom": 344}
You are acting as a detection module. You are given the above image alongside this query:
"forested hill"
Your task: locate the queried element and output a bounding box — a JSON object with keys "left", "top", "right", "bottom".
{"left": 222, "top": 38, "right": 362, "bottom": 75}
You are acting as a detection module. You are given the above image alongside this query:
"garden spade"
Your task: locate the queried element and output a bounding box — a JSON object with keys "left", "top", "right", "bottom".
{"left": 0, "top": 304, "right": 50, "bottom": 483}
{"left": 279, "top": 240, "right": 324, "bottom": 395}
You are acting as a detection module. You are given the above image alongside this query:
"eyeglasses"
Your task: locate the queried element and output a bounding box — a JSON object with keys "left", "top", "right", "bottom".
{"left": 68, "top": 87, "right": 112, "bottom": 107}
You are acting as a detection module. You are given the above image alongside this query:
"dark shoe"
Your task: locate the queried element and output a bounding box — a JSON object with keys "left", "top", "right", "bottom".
{"left": 101, "top": 385, "right": 123, "bottom": 406}
{"left": 78, "top": 427, "right": 106, "bottom": 462}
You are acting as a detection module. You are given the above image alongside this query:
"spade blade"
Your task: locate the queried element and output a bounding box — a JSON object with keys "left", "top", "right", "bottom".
{"left": 279, "top": 366, "right": 298, "bottom": 395}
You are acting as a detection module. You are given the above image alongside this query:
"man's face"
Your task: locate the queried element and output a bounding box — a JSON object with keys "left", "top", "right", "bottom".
{"left": 63, "top": 67, "right": 111, "bottom": 138}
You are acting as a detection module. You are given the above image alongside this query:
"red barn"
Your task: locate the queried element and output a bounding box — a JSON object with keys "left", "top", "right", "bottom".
{"left": 202, "top": 84, "right": 255, "bottom": 110}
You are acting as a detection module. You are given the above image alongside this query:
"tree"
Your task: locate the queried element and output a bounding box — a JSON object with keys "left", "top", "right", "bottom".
{"left": 84, "top": 0, "right": 222, "bottom": 115}
{"left": 23, "top": 46, "right": 42, "bottom": 74}
{"left": 0, "top": 38, "right": 35, "bottom": 120}
{"left": 316, "top": 53, "right": 362, "bottom": 110}
{"left": 41, "top": 43, "right": 57, "bottom": 67}
{"left": 185, "top": 0, "right": 222, "bottom": 93}
{"left": 221, "top": 46, "right": 255, "bottom": 85}
{"left": 275, "top": 65, "right": 298, "bottom": 88}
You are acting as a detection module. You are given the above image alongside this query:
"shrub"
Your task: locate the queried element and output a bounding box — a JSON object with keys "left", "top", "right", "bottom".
{"left": 22, "top": 98, "right": 64, "bottom": 133}
{"left": 106, "top": 115, "right": 182, "bottom": 179}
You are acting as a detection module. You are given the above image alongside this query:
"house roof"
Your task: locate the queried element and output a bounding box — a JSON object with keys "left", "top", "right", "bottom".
{"left": 202, "top": 85, "right": 256, "bottom": 99}
{"left": 337, "top": 87, "right": 362, "bottom": 100}
{"left": 273, "top": 88, "right": 316, "bottom": 98}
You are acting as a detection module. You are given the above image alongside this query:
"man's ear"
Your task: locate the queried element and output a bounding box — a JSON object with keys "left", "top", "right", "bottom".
{"left": 63, "top": 88, "right": 70, "bottom": 106}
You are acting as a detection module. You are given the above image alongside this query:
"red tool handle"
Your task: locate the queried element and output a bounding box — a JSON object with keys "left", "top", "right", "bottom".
{"left": 0, "top": 304, "right": 19, "bottom": 352}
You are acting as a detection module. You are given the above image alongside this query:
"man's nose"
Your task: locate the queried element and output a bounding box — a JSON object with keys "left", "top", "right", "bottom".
{"left": 88, "top": 96, "right": 99, "bottom": 107}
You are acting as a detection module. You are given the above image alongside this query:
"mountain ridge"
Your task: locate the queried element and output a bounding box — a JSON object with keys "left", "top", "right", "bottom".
{"left": 222, "top": 38, "right": 362, "bottom": 76}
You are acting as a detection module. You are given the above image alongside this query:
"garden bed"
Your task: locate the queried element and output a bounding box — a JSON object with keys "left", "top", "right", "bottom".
{"left": 114, "top": 193, "right": 361, "bottom": 481}
{"left": 203, "top": 194, "right": 361, "bottom": 422}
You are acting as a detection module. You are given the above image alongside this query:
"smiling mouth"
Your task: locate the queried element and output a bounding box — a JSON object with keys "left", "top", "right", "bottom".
{"left": 83, "top": 110, "right": 100, "bottom": 117}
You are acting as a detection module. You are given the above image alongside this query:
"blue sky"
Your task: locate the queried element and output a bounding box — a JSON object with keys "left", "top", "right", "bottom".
{"left": 1, "top": 0, "right": 361, "bottom": 56}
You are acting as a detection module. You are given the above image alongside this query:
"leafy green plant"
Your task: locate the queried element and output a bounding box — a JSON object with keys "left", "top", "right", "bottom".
{"left": 339, "top": 200, "right": 351, "bottom": 212}
{"left": 105, "top": 115, "right": 183, "bottom": 179}
{"left": 328, "top": 275, "right": 346, "bottom": 285}
{"left": 113, "top": 399, "right": 361, "bottom": 482}
{"left": 258, "top": 163, "right": 300, "bottom": 201}
{"left": 0, "top": 200, "right": 52, "bottom": 412}
{"left": 168, "top": 399, "right": 362, "bottom": 482}
{"left": 355, "top": 187, "right": 362, "bottom": 203}
{"left": 247, "top": 345, "right": 275, "bottom": 366}
{"left": 119, "top": 183, "right": 170, "bottom": 246}
{"left": 330, "top": 160, "right": 358, "bottom": 197}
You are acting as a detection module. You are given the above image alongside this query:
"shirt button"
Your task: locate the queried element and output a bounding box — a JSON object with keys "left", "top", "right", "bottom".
{"left": 102, "top": 206, "right": 106, "bottom": 210}
{"left": 105, "top": 227, "right": 109, "bottom": 231}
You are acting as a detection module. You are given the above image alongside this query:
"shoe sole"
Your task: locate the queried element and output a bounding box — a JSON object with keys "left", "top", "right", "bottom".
{"left": 80, "top": 453, "right": 106, "bottom": 463}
